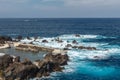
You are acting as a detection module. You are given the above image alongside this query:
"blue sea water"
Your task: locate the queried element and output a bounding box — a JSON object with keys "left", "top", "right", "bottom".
{"left": 0, "top": 18, "right": 120, "bottom": 80}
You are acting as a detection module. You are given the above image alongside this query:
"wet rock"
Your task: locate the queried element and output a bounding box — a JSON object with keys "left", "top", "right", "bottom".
{"left": 44, "top": 53, "right": 69, "bottom": 66}
{"left": 21, "top": 58, "right": 32, "bottom": 65}
{"left": 72, "top": 40, "right": 78, "bottom": 44}
{"left": 42, "top": 40, "right": 48, "bottom": 43}
{"left": 0, "top": 36, "right": 12, "bottom": 44}
{"left": 34, "top": 36, "right": 38, "bottom": 41}
{"left": 63, "top": 48, "right": 71, "bottom": 50}
{"left": 57, "top": 40, "right": 63, "bottom": 43}
{"left": 0, "top": 36, "right": 12, "bottom": 41}
{"left": 14, "top": 56, "right": 20, "bottom": 62}
{"left": 66, "top": 44, "right": 72, "bottom": 47}
{"left": 36, "top": 60, "right": 63, "bottom": 77}
{"left": 16, "top": 35, "right": 22, "bottom": 41}
{"left": 78, "top": 46, "right": 96, "bottom": 50}
{"left": 0, "top": 51, "right": 69, "bottom": 80}
{"left": 0, "top": 54, "right": 13, "bottom": 70}
{"left": 75, "top": 34, "right": 80, "bottom": 37}
{"left": 0, "top": 40, "right": 5, "bottom": 44}
{"left": 16, "top": 44, "right": 54, "bottom": 53}
{"left": 72, "top": 46, "right": 78, "bottom": 48}
{"left": 4, "top": 62, "right": 38, "bottom": 80}
{"left": 27, "top": 36, "right": 31, "bottom": 40}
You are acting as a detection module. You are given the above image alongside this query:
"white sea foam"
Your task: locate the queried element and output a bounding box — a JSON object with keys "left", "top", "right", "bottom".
{"left": 21, "top": 34, "right": 120, "bottom": 79}
{"left": 58, "top": 34, "right": 99, "bottom": 40}
{"left": 0, "top": 53, "right": 5, "bottom": 56}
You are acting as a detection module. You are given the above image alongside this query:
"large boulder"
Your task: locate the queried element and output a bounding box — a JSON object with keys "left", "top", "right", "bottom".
{"left": 4, "top": 59, "right": 38, "bottom": 80}
{"left": 0, "top": 54, "right": 13, "bottom": 70}
{"left": 36, "top": 60, "right": 63, "bottom": 77}
{"left": 44, "top": 53, "right": 69, "bottom": 66}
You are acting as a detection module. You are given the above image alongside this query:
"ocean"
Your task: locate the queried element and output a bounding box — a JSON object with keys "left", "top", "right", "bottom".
{"left": 0, "top": 18, "right": 120, "bottom": 80}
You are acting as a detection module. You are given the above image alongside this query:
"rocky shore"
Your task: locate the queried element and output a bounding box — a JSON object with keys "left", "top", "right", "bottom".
{"left": 0, "top": 36, "right": 69, "bottom": 80}
{"left": 0, "top": 35, "right": 100, "bottom": 80}
{"left": 0, "top": 50, "right": 68, "bottom": 80}
{"left": 15, "top": 44, "right": 54, "bottom": 53}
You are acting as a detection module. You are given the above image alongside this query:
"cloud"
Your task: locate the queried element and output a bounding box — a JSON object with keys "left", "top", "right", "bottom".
{"left": 0, "top": 0, "right": 120, "bottom": 17}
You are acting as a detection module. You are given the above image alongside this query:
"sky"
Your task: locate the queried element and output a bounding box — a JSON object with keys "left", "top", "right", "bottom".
{"left": 0, "top": 0, "right": 120, "bottom": 18}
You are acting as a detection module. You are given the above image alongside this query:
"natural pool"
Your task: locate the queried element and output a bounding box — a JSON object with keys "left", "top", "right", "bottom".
{"left": 0, "top": 48, "right": 47, "bottom": 61}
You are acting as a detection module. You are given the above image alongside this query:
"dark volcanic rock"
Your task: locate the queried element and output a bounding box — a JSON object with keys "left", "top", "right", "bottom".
{"left": 0, "top": 36, "right": 12, "bottom": 44}
{"left": 0, "top": 36, "right": 12, "bottom": 41}
{"left": 75, "top": 34, "right": 80, "bottom": 37}
{"left": 5, "top": 62, "right": 38, "bottom": 80}
{"left": 66, "top": 44, "right": 72, "bottom": 47}
{"left": 36, "top": 60, "right": 63, "bottom": 77}
{"left": 0, "top": 54, "right": 13, "bottom": 70}
{"left": 72, "top": 46, "right": 96, "bottom": 50}
{"left": 72, "top": 40, "right": 78, "bottom": 44}
{"left": 78, "top": 46, "right": 96, "bottom": 50}
{"left": 14, "top": 56, "right": 20, "bottom": 62}
{"left": 16, "top": 35, "right": 22, "bottom": 41}
{"left": 0, "top": 40, "right": 5, "bottom": 44}
{"left": 44, "top": 53, "right": 69, "bottom": 66}
{"left": 1, "top": 51, "right": 69, "bottom": 80}
{"left": 27, "top": 36, "right": 31, "bottom": 40}
{"left": 42, "top": 40, "right": 48, "bottom": 43}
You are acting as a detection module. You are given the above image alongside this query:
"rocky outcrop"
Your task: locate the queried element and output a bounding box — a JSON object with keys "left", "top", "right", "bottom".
{"left": 34, "top": 52, "right": 69, "bottom": 77}
{"left": 4, "top": 60, "right": 38, "bottom": 80}
{"left": 0, "top": 36, "right": 12, "bottom": 41}
{"left": 75, "top": 34, "right": 80, "bottom": 37}
{"left": 16, "top": 35, "right": 22, "bottom": 41}
{"left": 66, "top": 44, "right": 72, "bottom": 47}
{"left": 42, "top": 40, "right": 48, "bottom": 43}
{"left": 73, "top": 46, "right": 96, "bottom": 50}
{"left": 72, "top": 40, "right": 78, "bottom": 44}
{"left": 16, "top": 44, "right": 54, "bottom": 53}
{"left": 44, "top": 53, "right": 69, "bottom": 66}
{"left": 0, "top": 36, "right": 12, "bottom": 44}
{"left": 0, "top": 54, "right": 13, "bottom": 70}
{"left": 0, "top": 51, "right": 69, "bottom": 80}
{"left": 0, "top": 54, "right": 20, "bottom": 70}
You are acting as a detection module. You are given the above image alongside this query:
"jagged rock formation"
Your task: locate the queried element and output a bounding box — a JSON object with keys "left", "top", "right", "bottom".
{"left": 0, "top": 52, "right": 69, "bottom": 80}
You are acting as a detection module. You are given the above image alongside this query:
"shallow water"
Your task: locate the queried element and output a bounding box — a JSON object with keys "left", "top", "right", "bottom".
{"left": 0, "top": 48, "right": 46, "bottom": 61}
